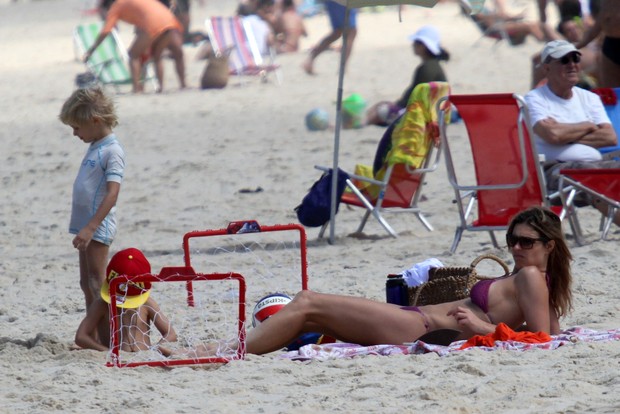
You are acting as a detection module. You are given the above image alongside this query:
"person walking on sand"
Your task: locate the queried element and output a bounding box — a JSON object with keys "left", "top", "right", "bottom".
{"left": 302, "top": 0, "right": 357, "bottom": 75}
{"left": 84, "top": 0, "right": 186, "bottom": 93}
{"left": 59, "top": 87, "right": 125, "bottom": 311}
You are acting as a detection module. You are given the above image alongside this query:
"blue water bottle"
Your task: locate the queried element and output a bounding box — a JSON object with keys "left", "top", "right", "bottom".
{"left": 385, "top": 274, "right": 408, "bottom": 306}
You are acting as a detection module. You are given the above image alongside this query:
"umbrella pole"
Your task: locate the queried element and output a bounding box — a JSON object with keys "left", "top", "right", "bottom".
{"left": 329, "top": 5, "right": 350, "bottom": 245}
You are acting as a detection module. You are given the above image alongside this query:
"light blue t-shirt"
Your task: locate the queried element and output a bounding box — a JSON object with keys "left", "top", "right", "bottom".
{"left": 69, "top": 134, "right": 125, "bottom": 245}
{"left": 525, "top": 84, "right": 610, "bottom": 162}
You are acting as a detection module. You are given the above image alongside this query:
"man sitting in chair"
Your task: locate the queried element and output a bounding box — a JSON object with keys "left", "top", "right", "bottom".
{"left": 524, "top": 39, "right": 620, "bottom": 226}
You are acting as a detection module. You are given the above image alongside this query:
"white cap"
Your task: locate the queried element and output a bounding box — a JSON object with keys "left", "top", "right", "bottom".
{"left": 409, "top": 25, "right": 441, "bottom": 56}
{"left": 541, "top": 40, "right": 581, "bottom": 63}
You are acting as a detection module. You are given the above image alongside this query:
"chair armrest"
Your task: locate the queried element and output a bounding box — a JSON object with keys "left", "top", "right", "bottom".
{"left": 314, "top": 165, "right": 386, "bottom": 187}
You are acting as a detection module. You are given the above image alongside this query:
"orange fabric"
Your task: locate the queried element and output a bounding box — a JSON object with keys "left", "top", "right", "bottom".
{"left": 459, "top": 323, "right": 552, "bottom": 350}
{"left": 102, "top": 0, "right": 182, "bottom": 39}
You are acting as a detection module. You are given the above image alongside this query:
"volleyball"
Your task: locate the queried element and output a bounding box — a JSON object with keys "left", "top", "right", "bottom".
{"left": 252, "top": 293, "right": 292, "bottom": 327}
{"left": 305, "top": 108, "right": 330, "bottom": 131}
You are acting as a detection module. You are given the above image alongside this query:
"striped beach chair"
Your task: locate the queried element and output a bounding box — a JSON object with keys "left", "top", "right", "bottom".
{"left": 205, "top": 16, "right": 282, "bottom": 84}
{"left": 73, "top": 22, "right": 157, "bottom": 91}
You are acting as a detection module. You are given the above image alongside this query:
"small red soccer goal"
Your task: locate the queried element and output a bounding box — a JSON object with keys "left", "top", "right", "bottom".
{"left": 105, "top": 220, "right": 309, "bottom": 368}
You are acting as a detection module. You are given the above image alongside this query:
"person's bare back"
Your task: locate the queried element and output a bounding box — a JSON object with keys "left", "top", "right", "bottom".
{"left": 599, "top": 0, "right": 620, "bottom": 37}
{"left": 276, "top": 7, "right": 307, "bottom": 53}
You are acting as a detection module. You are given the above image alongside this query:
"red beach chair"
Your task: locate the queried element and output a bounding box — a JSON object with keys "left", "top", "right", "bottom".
{"left": 559, "top": 168, "right": 620, "bottom": 244}
{"left": 438, "top": 93, "right": 573, "bottom": 252}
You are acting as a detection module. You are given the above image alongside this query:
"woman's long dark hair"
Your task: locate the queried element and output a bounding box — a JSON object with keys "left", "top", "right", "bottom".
{"left": 507, "top": 206, "right": 573, "bottom": 317}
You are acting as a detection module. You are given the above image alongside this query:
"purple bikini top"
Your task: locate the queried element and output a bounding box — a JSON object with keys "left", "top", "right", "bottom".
{"left": 470, "top": 272, "right": 551, "bottom": 314}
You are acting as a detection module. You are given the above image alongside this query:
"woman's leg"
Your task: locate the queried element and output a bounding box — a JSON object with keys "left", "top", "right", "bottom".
{"left": 151, "top": 29, "right": 186, "bottom": 92}
{"left": 245, "top": 290, "right": 429, "bottom": 354}
{"left": 128, "top": 30, "right": 152, "bottom": 93}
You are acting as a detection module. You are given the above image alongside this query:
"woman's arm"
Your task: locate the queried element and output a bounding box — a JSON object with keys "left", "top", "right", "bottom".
{"left": 574, "top": 18, "right": 601, "bottom": 50}
{"left": 549, "top": 309, "right": 561, "bottom": 335}
{"left": 515, "top": 266, "right": 552, "bottom": 334}
{"left": 447, "top": 306, "right": 496, "bottom": 335}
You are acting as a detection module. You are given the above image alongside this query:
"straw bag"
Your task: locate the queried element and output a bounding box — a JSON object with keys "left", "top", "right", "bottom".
{"left": 200, "top": 49, "right": 230, "bottom": 89}
{"left": 408, "top": 254, "right": 510, "bottom": 306}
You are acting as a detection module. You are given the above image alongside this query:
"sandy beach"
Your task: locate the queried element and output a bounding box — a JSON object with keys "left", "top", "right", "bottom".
{"left": 1, "top": 0, "right": 620, "bottom": 412}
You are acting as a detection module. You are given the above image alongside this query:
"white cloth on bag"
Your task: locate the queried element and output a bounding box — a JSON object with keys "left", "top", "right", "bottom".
{"left": 400, "top": 258, "right": 444, "bottom": 287}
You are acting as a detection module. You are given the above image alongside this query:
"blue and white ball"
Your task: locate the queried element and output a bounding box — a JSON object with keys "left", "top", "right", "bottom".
{"left": 305, "top": 108, "right": 330, "bottom": 131}
{"left": 252, "top": 293, "right": 292, "bottom": 328}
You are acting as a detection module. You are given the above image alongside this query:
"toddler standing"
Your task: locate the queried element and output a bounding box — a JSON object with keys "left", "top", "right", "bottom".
{"left": 59, "top": 87, "right": 125, "bottom": 310}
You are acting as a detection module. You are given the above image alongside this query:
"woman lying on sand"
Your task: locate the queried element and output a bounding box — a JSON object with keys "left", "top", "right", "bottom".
{"left": 197, "top": 206, "right": 572, "bottom": 356}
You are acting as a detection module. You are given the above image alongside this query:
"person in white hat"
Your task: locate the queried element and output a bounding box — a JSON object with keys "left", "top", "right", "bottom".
{"left": 525, "top": 39, "right": 620, "bottom": 226}
{"left": 366, "top": 25, "right": 449, "bottom": 127}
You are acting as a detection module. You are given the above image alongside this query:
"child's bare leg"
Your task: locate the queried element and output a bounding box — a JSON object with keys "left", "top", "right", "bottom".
{"left": 78, "top": 250, "right": 95, "bottom": 309}
{"left": 128, "top": 31, "right": 152, "bottom": 93}
{"left": 84, "top": 240, "right": 110, "bottom": 305}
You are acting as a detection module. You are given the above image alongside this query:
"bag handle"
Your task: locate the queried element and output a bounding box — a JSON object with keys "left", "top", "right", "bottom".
{"left": 470, "top": 253, "right": 510, "bottom": 278}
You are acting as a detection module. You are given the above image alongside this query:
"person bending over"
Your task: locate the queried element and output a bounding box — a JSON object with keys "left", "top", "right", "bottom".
{"left": 84, "top": 0, "right": 186, "bottom": 93}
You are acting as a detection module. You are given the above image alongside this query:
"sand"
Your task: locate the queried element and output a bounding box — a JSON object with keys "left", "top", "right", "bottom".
{"left": 1, "top": 0, "right": 620, "bottom": 412}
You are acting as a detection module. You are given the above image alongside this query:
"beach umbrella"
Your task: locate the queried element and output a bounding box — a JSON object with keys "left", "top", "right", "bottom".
{"left": 326, "top": 0, "right": 440, "bottom": 244}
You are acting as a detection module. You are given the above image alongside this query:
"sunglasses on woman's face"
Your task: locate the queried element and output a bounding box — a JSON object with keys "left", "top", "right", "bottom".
{"left": 506, "top": 234, "right": 546, "bottom": 249}
{"left": 558, "top": 53, "right": 581, "bottom": 65}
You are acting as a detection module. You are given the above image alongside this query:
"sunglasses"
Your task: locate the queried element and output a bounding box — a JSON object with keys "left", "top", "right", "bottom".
{"left": 506, "top": 234, "right": 547, "bottom": 249}
{"left": 558, "top": 53, "right": 581, "bottom": 65}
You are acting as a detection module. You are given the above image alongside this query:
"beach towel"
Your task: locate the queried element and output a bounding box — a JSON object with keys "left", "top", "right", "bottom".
{"left": 278, "top": 327, "right": 620, "bottom": 361}
{"left": 352, "top": 82, "right": 450, "bottom": 198}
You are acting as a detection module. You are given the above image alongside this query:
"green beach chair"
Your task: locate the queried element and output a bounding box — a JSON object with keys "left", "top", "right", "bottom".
{"left": 73, "top": 22, "right": 158, "bottom": 91}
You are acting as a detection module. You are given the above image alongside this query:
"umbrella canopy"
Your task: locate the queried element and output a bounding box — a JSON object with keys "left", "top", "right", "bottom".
{"left": 326, "top": 0, "right": 439, "bottom": 244}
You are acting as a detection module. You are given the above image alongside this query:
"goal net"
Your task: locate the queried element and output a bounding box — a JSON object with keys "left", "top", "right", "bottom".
{"left": 105, "top": 221, "right": 308, "bottom": 368}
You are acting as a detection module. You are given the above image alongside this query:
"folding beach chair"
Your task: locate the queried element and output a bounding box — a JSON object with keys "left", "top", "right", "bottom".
{"left": 73, "top": 22, "right": 158, "bottom": 91}
{"left": 592, "top": 87, "right": 620, "bottom": 155}
{"left": 438, "top": 93, "right": 573, "bottom": 253}
{"left": 459, "top": 1, "right": 530, "bottom": 49}
{"left": 205, "top": 16, "right": 282, "bottom": 85}
{"left": 317, "top": 82, "right": 451, "bottom": 238}
{"left": 558, "top": 169, "right": 620, "bottom": 245}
